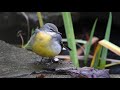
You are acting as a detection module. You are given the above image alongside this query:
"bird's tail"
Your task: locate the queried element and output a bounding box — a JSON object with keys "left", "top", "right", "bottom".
{"left": 62, "top": 45, "right": 71, "bottom": 51}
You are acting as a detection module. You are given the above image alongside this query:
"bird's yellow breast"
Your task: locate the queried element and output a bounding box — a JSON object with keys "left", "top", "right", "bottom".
{"left": 32, "top": 32, "right": 58, "bottom": 57}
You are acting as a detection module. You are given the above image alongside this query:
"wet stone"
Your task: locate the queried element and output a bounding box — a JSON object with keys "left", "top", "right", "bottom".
{"left": 0, "top": 40, "right": 119, "bottom": 78}
{"left": 0, "top": 40, "right": 75, "bottom": 78}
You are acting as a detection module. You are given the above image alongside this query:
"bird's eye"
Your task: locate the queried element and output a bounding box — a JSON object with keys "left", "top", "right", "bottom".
{"left": 50, "top": 28, "right": 54, "bottom": 32}
{"left": 50, "top": 28, "right": 53, "bottom": 30}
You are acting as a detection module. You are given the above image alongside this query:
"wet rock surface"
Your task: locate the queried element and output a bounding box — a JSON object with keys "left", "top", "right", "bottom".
{"left": 0, "top": 40, "right": 119, "bottom": 78}
{"left": 0, "top": 40, "right": 43, "bottom": 78}
{"left": 0, "top": 40, "right": 75, "bottom": 78}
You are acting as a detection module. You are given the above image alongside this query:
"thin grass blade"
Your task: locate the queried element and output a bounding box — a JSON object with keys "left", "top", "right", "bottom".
{"left": 100, "top": 12, "right": 112, "bottom": 69}
{"left": 37, "top": 12, "right": 44, "bottom": 27}
{"left": 84, "top": 18, "right": 98, "bottom": 65}
{"left": 90, "top": 44, "right": 102, "bottom": 68}
{"left": 62, "top": 12, "right": 79, "bottom": 67}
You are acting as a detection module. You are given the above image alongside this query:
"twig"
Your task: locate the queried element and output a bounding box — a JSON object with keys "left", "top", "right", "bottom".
{"left": 17, "top": 31, "right": 24, "bottom": 48}
{"left": 55, "top": 55, "right": 93, "bottom": 60}
{"left": 62, "top": 39, "right": 87, "bottom": 44}
{"left": 21, "top": 12, "right": 30, "bottom": 41}
{"left": 55, "top": 55, "right": 120, "bottom": 64}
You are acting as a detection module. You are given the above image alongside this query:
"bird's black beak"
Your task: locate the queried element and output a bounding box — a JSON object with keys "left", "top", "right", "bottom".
{"left": 57, "top": 32, "right": 62, "bottom": 35}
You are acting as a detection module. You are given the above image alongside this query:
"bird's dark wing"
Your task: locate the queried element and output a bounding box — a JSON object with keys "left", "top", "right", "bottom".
{"left": 62, "top": 44, "right": 71, "bottom": 51}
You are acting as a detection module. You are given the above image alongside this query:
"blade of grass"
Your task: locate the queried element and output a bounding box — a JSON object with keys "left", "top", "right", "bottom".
{"left": 84, "top": 18, "right": 98, "bottom": 65}
{"left": 90, "top": 44, "right": 102, "bottom": 68}
{"left": 22, "top": 28, "right": 35, "bottom": 49}
{"left": 105, "top": 63, "right": 120, "bottom": 68}
{"left": 31, "top": 28, "right": 35, "bottom": 36}
{"left": 37, "top": 12, "right": 44, "bottom": 27}
{"left": 62, "top": 12, "right": 79, "bottom": 67}
{"left": 99, "top": 39, "right": 120, "bottom": 56}
{"left": 100, "top": 12, "right": 112, "bottom": 69}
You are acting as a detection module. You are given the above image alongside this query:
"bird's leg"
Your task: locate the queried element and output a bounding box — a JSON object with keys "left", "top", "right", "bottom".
{"left": 41, "top": 57, "right": 62, "bottom": 66}
{"left": 41, "top": 57, "right": 44, "bottom": 63}
{"left": 44, "top": 58, "right": 54, "bottom": 66}
{"left": 43, "top": 57, "right": 58, "bottom": 66}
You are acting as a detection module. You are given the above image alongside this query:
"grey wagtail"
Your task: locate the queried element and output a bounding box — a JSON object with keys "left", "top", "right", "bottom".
{"left": 26, "top": 23, "right": 71, "bottom": 61}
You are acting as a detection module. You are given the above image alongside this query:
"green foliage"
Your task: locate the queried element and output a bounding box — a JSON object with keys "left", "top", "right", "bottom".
{"left": 99, "top": 12, "right": 112, "bottom": 69}
{"left": 91, "top": 44, "right": 103, "bottom": 68}
{"left": 62, "top": 12, "right": 79, "bottom": 67}
{"left": 90, "top": 12, "right": 112, "bottom": 69}
{"left": 37, "top": 12, "right": 44, "bottom": 27}
{"left": 84, "top": 19, "right": 98, "bottom": 65}
{"left": 31, "top": 28, "right": 35, "bottom": 36}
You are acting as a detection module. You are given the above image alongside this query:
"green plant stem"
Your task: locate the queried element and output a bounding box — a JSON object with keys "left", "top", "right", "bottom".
{"left": 84, "top": 19, "right": 98, "bottom": 65}
{"left": 90, "top": 44, "right": 102, "bottom": 68}
{"left": 62, "top": 12, "right": 79, "bottom": 67}
{"left": 100, "top": 12, "right": 112, "bottom": 69}
{"left": 37, "top": 12, "right": 44, "bottom": 27}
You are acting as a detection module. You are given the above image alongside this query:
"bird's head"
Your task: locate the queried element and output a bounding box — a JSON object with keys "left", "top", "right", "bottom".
{"left": 43, "top": 23, "right": 62, "bottom": 35}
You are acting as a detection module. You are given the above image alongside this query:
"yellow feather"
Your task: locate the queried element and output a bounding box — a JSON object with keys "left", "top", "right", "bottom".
{"left": 32, "top": 32, "right": 58, "bottom": 57}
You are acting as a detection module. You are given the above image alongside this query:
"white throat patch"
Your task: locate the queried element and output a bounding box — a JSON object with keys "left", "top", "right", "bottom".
{"left": 46, "top": 32, "right": 56, "bottom": 36}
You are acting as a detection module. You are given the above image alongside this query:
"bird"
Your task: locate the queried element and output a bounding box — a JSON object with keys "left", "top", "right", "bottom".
{"left": 26, "top": 23, "right": 71, "bottom": 62}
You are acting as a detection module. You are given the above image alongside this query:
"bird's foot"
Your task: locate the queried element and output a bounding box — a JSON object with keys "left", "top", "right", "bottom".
{"left": 36, "top": 57, "right": 62, "bottom": 66}
{"left": 45, "top": 57, "right": 62, "bottom": 66}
